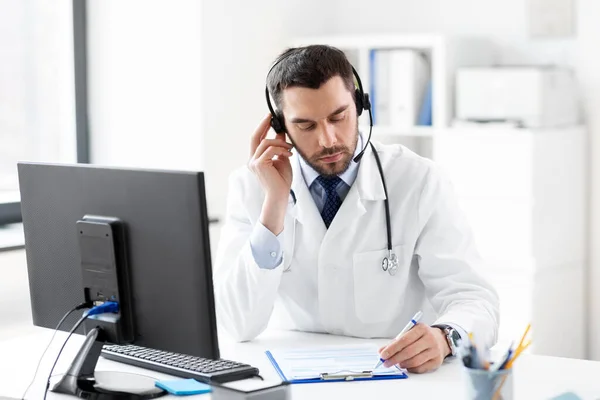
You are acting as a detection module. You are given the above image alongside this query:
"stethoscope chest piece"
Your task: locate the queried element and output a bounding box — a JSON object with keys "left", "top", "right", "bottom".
{"left": 382, "top": 251, "right": 399, "bottom": 276}
{"left": 381, "top": 257, "right": 389, "bottom": 272}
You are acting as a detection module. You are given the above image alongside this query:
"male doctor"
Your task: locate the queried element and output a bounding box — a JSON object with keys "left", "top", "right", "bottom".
{"left": 214, "top": 45, "right": 499, "bottom": 373}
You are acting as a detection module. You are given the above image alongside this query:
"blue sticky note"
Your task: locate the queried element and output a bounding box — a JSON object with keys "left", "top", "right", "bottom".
{"left": 550, "top": 393, "right": 583, "bottom": 400}
{"left": 155, "top": 378, "right": 212, "bottom": 396}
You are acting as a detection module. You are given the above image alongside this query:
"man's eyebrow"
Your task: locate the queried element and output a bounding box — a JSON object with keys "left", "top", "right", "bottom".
{"left": 329, "top": 105, "right": 349, "bottom": 116}
{"left": 289, "top": 116, "right": 314, "bottom": 124}
{"left": 289, "top": 105, "right": 349, "bottom": 124}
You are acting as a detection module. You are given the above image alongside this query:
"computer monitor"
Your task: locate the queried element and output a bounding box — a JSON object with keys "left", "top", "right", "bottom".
{"left": 18, "top": 162, "right": 219, "bottom": 359}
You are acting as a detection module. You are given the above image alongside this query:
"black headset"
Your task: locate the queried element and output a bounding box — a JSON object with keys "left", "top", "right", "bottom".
{"left": 264, "top": 48, "right": 373, "bottom": 162}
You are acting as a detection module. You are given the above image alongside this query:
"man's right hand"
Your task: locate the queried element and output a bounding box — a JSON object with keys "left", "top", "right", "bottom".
{"left": 248, "top": 114, "right": 294, "bottom": 236}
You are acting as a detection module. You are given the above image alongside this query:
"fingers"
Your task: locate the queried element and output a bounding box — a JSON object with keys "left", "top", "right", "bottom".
{"left": 379, "top": 324, "right": 447, "bottom": 373}
{"left": 253, "top": 138, "right": 293, "bottom": 161}
{"left": 380, "top": 323, "right": 427, "bottom": 360}
{"left": 272, "top": 156, "right": 291, "bottom": 168}
{"left": 407, "top": 358, "right": 440, "bottom": 374}
{"left": 383, "top": 338, "right": 429, "bottom": 368}
{"left": 250, "top": 114, "right": 274, "bottom": 157}
{"left": 400, "top": 348, "right": 436, "bottom": 370}
{"left": 257, "top": 146, "right": 293, "bottom": 164}
{"left": 272, "top": 156, "right": 292, "bottom": 176}
{"left": 248, "top": 146, "right": 293, "bottom": 176}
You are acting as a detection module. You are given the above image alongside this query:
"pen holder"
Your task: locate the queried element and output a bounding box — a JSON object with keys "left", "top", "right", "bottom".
{"left": 463, "top": 366, "right": 513, "bottom": 400}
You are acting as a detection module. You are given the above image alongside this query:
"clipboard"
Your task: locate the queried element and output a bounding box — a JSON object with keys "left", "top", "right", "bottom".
{"left": 265, "top": 344, "right": 408, "bottom": 384}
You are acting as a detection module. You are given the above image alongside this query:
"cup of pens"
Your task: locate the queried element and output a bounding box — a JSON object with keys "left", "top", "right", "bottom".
{"left": 464, "top": 365, "right": 513, "bottom": 400}
{"left": 461, "top": 325, "right": 531, "bottom": 400}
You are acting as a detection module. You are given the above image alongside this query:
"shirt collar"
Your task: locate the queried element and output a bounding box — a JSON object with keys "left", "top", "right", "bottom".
{"left": 299, "top": 133, "right": 363, "bottom": 189}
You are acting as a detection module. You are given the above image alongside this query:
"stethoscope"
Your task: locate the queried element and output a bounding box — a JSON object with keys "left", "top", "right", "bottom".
{"left": 370, "top": 142, "right": 399, "bottom": 276}
{"left": 286, "top": 142, "right": 398, "bottom": 276}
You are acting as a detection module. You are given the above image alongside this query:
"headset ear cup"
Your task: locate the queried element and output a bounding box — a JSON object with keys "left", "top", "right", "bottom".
{"left": 362, "top": 93, "right": 371, "bottom": 111}
{"left": 355, "top": 89, "right": 364, "bottom": 117}
{"left": 270, "top": 114, "right": 286, "bottom": 134}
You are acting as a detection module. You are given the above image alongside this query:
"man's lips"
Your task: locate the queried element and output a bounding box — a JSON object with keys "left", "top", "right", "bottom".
{"left": 319, "top": 152, "right": 343, "bottom": 163}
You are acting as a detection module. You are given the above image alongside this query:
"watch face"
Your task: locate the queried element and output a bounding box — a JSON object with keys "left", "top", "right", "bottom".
{"left": 449, "top": 329, "right": 461, "bottom": 347}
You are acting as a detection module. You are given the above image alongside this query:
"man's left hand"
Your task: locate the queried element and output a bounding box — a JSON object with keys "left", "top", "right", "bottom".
{"left": 378, "top": 323, "right": 451, "bottom": 374}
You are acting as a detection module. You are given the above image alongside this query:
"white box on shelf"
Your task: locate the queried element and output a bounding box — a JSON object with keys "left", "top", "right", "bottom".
{"left": 456, "top": 67, "right": 580, "bottom": 128}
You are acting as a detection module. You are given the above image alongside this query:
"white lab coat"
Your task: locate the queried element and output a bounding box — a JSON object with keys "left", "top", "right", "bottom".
{"left": 214, "top": 141, "right": 499, "bottom": 345}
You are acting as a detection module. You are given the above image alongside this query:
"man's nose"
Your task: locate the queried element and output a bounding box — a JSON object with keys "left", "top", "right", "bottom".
{"left": 318, "top": 122, "right": 337, "bottom": 148}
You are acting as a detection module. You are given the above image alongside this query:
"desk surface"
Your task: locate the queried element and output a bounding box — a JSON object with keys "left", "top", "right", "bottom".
{"left": 1, "top": 327, "right": 599, "bottom": 400}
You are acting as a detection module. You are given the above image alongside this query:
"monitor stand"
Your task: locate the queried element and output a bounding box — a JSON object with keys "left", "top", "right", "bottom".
{"left": 51, "top": 327, "right": 166, "bottom": 399}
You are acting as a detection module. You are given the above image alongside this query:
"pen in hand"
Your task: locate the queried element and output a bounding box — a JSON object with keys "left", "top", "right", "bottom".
{"left": 374, "top": 310, "right": 423, "bottom": 369}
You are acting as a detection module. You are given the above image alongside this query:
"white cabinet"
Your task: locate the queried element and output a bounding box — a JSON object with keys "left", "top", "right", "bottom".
{"left": 434, "top": 126, "right": 587, "bottom": 358}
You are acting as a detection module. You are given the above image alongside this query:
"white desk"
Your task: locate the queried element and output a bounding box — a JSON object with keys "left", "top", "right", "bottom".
{"left": 1, "top": 326, "right": 599, "bottom": 400}
{"left": 1, "top": 250, "right": 598, "bottom": 399}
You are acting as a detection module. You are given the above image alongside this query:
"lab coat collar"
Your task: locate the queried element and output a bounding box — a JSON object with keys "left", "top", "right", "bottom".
{"left": 322, "top": 141, "right": 388, "bottom": 237}
{"left": 289, "top": 137, "right": 387, "bottom": 228}
{"left": 290, "top": 154, "right": 327, "bottom": 234}
{"left": 292, "top": 134, "right": 387, "bottom": 203}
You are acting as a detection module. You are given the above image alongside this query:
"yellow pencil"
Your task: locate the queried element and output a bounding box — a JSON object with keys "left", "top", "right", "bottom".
{"left": 517, "top": 324, "right": 531, "bottom": 349}
{"left": 493, "top": 325, "right": 532, "bottom": 400}
{"left": 505, "top": 340, "right": 531, "bottom": 369}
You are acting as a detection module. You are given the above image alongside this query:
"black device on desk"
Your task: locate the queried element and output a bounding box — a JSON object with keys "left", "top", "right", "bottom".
{"left": 18, "top": 163, "right": 259, "bottom": 399}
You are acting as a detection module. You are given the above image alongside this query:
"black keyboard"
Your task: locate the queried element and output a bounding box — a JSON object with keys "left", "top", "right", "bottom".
{"left": 101, "top": 344, "right": 259, "bottom": 383}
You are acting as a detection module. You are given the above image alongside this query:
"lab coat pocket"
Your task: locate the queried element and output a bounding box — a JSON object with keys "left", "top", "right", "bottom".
{"left": 353, "top": 245, "right": 406, "bottom": 324}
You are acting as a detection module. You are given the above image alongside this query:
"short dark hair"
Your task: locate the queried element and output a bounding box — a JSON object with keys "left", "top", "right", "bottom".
{"left": 266, "top": 45, "right": 355, "bottom": 113}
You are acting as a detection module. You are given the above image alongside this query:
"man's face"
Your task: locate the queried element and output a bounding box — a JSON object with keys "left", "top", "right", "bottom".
{"left": 281, "top": 76, "right": 359, "bottom": 177}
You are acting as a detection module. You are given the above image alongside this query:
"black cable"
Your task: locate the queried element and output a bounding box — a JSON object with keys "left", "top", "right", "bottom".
{"left": 21, "top": 302, "right": 90, "bottom": 400}
{"left": 369, "top": 141, "right": 392, "bottom": 252}
{"left": 42, "top": 313, "right": 89, "bottom": 400}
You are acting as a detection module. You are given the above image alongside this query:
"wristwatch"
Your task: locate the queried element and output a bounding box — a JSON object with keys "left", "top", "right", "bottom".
{"left": 433, "top": 324, "right": 462, "bottom": 357}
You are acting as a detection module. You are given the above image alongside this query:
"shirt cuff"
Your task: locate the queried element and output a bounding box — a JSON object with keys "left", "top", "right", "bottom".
{"left": 249, "top": 221, "right": 284, "bottom": 270}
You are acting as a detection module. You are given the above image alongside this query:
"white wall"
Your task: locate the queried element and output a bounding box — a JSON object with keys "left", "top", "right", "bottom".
{"left": 200, "top": 0, "right": 287, "bottom": 247}
{"left": 87, "top": 0, "right": 203, "bottom": 171}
